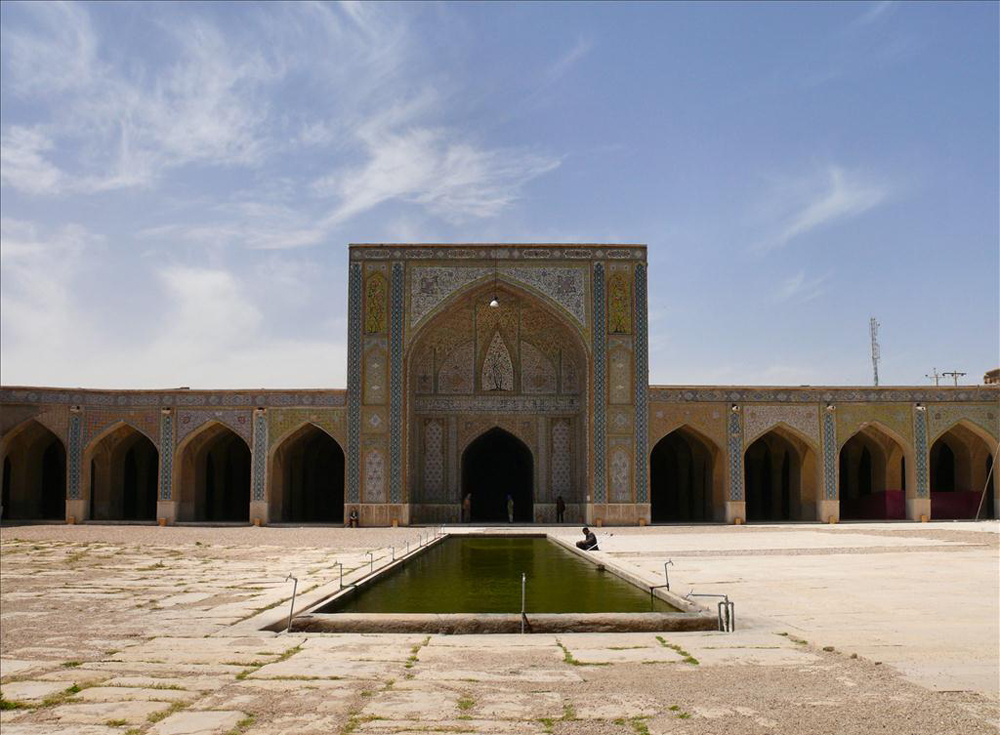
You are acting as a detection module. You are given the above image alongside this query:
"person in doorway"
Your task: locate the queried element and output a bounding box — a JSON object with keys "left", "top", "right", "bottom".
{"left": 506, "top": 494, "right": 514, "bottom": 523}
{"left": 555, "top": 495, "right": 566, "bottom": 523}
{"left": 462, "top": 493, "right": 471, "bottom": 523}
{"left": 576, "top": 527, "right": 599, "bottom": 551}
{"left": 347, "top": 507, "right": 359, "bottom": 528}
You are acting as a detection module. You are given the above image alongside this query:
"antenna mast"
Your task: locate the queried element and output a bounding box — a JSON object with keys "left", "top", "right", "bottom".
{"left": 925, "top": 368, "right": 941, "bottom": 387}
{"left": 869, "top": 317, "right": 880, "bottom": 387}
{"left": 941, "top": 370, "right": 966, "bottom": 387}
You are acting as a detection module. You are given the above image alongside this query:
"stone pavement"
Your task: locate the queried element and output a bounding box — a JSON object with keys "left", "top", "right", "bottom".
{"left": 1, "top": 522, "right": 998, "bottom": 734}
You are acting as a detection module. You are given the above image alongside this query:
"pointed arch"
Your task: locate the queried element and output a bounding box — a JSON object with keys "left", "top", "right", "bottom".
{"left": 649, "top": 424, "right": 724, "bottom": 523}
{"left": 173, "top": 420, "right": 250, "bottom": 522}
{"left": 268, "top": 422, "right": 345, "bottom": 523}
{"left": 838, "top": 421, "right": 912, "bottom": 520}
{"left": 82, "top": 421, "right": 158, "bottom": 521}
{"left": 930, "top": 420, "right": 998, "bottom": 520}
{"left": 0, "top": 419, "right": 66, "bottom": 521}
{"left": 461, "top": 427, "right": 533, "bottom": 523}
{"left": 743, "top": 425, "right": 820, "bottom": 522}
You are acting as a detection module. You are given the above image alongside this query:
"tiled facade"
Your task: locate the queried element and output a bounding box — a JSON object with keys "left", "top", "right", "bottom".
{"left": 1, "top": 244, "right": 998, "bottom": 525}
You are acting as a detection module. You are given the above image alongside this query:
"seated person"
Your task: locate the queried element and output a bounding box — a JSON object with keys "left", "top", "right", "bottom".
{"left": 576, "top": 526, "right": 599, "bottom": 551}
{"left": 347, "top": 508, "right": 359, "bottom": 528}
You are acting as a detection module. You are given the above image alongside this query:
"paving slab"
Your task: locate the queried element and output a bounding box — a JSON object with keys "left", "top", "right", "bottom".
{"left": 249, "top": 656, "right": 400, "bottom": 679}
{"left": 414, "top": 667, "right": 584, "bottom": 683}
{"left": 0, "top": 726, "right": 127, "bottom": 735}
{"left": 50, "top": 699, "right": 172, "bottom": 724}
{"left": 149, "top": 710, "right": 247, "bottom": 735}
{"left": 0, "top": 680, "right": 71, "bottom": 702}
{"left": 76, "top": 685, "right": 195, "bottom": 703}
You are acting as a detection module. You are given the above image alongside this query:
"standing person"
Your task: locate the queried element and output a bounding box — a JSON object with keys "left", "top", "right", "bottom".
{"left": 506, "top": 494, "right": 514, "bottom": 523}
{"left": 462, "top": 493, "right": 471, "bottom": 523}
{"left": 555, "top": 495, "right": 566, "bottom": 523}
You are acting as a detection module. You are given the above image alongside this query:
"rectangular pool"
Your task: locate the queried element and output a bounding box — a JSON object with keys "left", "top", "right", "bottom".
{"left": 316, "top": 536, "right": 679, "bottom": 614}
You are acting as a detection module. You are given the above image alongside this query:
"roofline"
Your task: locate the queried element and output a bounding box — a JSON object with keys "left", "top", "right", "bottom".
{"left": 348, "top": 243, "right": 647, "bottom": 248}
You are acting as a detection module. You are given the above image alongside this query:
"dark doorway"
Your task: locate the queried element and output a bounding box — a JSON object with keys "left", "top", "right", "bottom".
{"left": 462, "top": 428, "right": 533, "bottom": 523}
{"left": 930, "top": 441, "right": 956, "bottom": 493}
{"left": 744, "top": 435, "right": 795, "bottom": 521}
{"left": 87, "top": 427, "right": 158, "bottom": 521}
{"left": 271, "top": 426, "right": 345, "bottom": 523}
{"left": 1, "top": 422, "right": 66, "bottom": 520}
{"left": 650, "top": 429, "right": 716, "bottom": 522}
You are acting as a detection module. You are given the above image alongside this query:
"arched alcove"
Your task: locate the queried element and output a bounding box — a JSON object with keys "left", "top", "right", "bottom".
{"left": 0, "top": 420, "right": 66, "bottom": 520}
{"left": 930, "top": 422, "right": 997, "bottom": 520}
{"left": 743, "top": 426, "right": 818, "bottom": 522}
{"left": 649, "top": 426, "right": 723, "bottom": 523}
{"left": 84, "top": 424, "right": 158, "bottom": 521}
{"left": 461, "top": 427, "right": 533, "bottom": 523}
{"left": 406, "top": 279, "right": 587, "bottom": 523}
{"left": 269, "top": 424, "right": 345, "bottom": 523}
{"left": 838, "top": 424, "right": 908, "bottom": 520}
{"left": 174, "top": 423, "right": 250, "bottom": 522}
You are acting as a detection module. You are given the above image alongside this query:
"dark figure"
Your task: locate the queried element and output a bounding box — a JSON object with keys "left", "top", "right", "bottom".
{"left": 347, "top": 508, "right": 359, "bottom": 528}
{"left": 555, "top": 495, "right": 566, "bottom": 523}
{"left": 462, "top": 493, "right": 471, "bottom": 523}
{"left": 576, "top": 526, "right": 599, "bottom": 551}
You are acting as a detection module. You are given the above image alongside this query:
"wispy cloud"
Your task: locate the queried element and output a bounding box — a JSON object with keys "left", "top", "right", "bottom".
{"left": 855, "top": 1, "right": 897, "bottom": 27}
{"left": 773, "top": 270, "right": 830, "bottom": 303}
{"left": 754, "top": 166, "right": 890, "bottom": 253}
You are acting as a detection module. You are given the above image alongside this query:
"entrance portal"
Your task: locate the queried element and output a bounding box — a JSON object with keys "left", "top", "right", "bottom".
{"left": 462, "top": 428, "right": 533, "bottom": 523}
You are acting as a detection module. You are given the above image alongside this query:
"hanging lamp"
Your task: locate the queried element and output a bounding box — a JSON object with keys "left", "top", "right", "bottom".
{"left": 488, "top": 257, "right": 500, "bottom": 308}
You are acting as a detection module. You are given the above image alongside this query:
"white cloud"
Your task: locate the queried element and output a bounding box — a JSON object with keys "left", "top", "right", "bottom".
{"left": 755, "top": 166, "right": 890, "bottom": 253}
{"left": 855, "top": 1, "right": 896, "bottom": 27}
{"left": 774, "top": 271, "right": 830, "bottom": 303}
{"left": 317, "top": 127, "right": 560, "bottom": 229}
{"left": 0, "top": 127, "right": 65, "bottom": 195}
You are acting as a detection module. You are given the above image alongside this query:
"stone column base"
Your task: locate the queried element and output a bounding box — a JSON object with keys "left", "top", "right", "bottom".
{"left": 156, "top": 500, "right": 178, "bottom": 525}
{"left": 249, "top": 501, "right": 269, "bottom": 526}
{"left": 349, "top": 503, "right": 410, "bottom": 527}
{"left": 906, "top": 497, "right": 931, "bottom": 521}
{"left": 725, "top": 501, "right": 746, "bottom": 524}
{"left": 817, "top": 499, "right": 840, "bottom": 523}
{"left": 65, "top": 499, "right": 88, "bottom": 523}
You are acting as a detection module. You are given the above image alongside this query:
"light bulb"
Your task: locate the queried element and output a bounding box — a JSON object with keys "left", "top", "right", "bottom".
{"left": 489, "top": 297, "right": 500, "bottom": 308}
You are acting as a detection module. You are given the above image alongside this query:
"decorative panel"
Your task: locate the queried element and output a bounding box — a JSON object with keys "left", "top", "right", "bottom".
{"left": 251, "top": 411, "right": 267, "bottom": 502}
{"left": 83, "top": 408, "right": 160, "bottom": 446}
{"left": 633, "top": 263, "right": 649, "bottom": 503}
{"left": 423, "top": 420, "right": 444, "bottom": 500}
{"left": 158, "top": 411, "right": 173, "bottom": 501}
{"left": 608, "top": 271, "right": 632, "bottom": 334}
{"left": 347, "top": 262, "right": 362, "bottom": 503}
{"left": 389, "top": 262, "right": 404, "bottom": 504}
{"left": 67, "top": 412, "right": 82, "bottom": 500}
{"left": 364, "top": 448, "right": 387, "bottom": 503}
{"left": 914, "top": 409, "right": 928, "bottom": 498}
{"left": 521, "top": 341, "right": 557, "bottom": 394}
{"left": 822, "top": 409, "right": 837, "bottom": 500}
{"left": 609, "top": 442, "right": 631, "bottom": 503}
{"left": 743, "top": 405, "right": 820, "bottom": 447}
{"left": 928, "top": 403, "right": 999, "bottom": 442}
{"left": 609, "top": 348, "right": 632, "bottom": 405}
{"left": 268, "top": 408, "right": 344, "bottom": 447}
{"left": 481, "top": 332, "right": 515, "bottom": 392}
{"left": 438, "top": 342, "right": 474, "bottom": 394}
{"left": 592, "top": 262, "right": 607, "bottom": 503}
{"left": 728, "top": 409, "right": 743, "bottom": 501}
{"left": 363, "top": 348, "right": 388, "bottom": 405}
{"left": 836, "top": 404, "right": 913, "bottom": 446}
{"left": 551, "top": 419, "right": 572, "bottom": 495}
{"left": 364, "top": 273, "right": 388, "bottom": 334}
{"left": 176, "top": 410, "right": 252, "bottom": 445}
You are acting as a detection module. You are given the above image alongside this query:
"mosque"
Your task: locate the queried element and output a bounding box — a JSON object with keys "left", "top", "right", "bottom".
{"left": 1, "top": 244, "right": 997, "bottom": 526}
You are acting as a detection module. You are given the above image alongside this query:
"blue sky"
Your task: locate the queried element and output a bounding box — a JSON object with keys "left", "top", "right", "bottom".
{"left": 1, "top": 1, "right": 997, "bottom": 389}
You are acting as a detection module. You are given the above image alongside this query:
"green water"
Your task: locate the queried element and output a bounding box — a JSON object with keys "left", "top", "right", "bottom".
{"left": 319, "top": 537, "right": 678, "bottom": 614}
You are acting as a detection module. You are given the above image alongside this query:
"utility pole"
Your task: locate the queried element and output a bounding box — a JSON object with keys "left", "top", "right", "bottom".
{"left": 869, "top": 317, "right": 880, "bottom": 387}
{"left": 941, "top": 370, "right": 966, "bottom": 387}
{"left": 925, "top": 368, "right": 942, "bottom": 387}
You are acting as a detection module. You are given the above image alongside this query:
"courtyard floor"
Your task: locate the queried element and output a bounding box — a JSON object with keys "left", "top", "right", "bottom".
{"left": 0, "top": 521, "right": 997, "bottom": 735}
